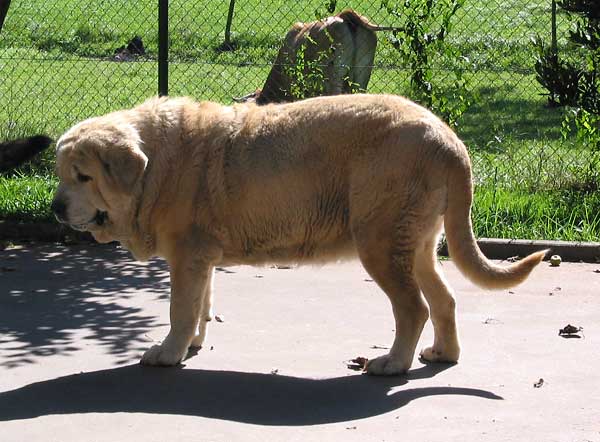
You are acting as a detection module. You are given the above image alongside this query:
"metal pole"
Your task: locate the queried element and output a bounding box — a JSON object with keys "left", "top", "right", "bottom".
{"left": 551, "top": 0, "right": 557, "bottom": 60}
{"left": 223, "top": 0, "right": 236, "bottom": 49}
{"left": 158, "top": 0, "right": 168, "bottom": 96}
{"left": 0, "top": 0, "right": 13, "bottom": 35}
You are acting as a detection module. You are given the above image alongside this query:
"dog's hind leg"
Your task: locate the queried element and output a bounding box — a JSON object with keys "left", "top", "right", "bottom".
{"left": 354, "top": 212, "right": 429, "bottom": 375}
{"left": 415, "top": 221, "right": 460, "bottom": 363}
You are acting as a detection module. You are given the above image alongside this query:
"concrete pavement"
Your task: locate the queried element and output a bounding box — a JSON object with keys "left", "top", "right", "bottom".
{"left": 0, "top": 242, "right": 599, "bottom": 441}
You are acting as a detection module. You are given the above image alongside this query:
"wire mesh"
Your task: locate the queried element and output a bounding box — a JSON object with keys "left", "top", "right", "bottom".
{"left": 0, "top": 0, "right": 594, "bottom": 192}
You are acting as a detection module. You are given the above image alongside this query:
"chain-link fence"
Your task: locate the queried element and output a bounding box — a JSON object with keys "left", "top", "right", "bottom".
{"left": 0, "top": 0, "right": 593, "bottom": 192}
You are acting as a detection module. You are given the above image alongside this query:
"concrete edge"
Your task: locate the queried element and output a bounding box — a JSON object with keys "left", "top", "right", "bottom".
{"left": 0, "top": 220, "right": 93, "bottom": 244}
{"left": 438, "top": 238, "right": 600, "bottom": 263}
{"left": 1, "top": 220, "right": 599, "bottom": 263}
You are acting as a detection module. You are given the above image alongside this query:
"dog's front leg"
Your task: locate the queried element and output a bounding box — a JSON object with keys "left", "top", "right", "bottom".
{"left": 141, "top": 256, "right": 212, "bottom": 366}
{"left": 191, "top": 267, "right": 214, "bottom": 348}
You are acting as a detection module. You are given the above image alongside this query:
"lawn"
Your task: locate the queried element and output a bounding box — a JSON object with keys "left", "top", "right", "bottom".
{"left": 0, "top": 0, "right": 599, "bottom": 241}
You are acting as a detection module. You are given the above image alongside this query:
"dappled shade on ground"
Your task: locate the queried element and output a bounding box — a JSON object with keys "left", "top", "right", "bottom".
{"left": 0, "top": 243, "right": 170, "bottom": 368}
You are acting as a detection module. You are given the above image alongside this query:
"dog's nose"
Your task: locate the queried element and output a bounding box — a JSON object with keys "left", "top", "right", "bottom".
{"left": 51, "top": 198, "right": 67, "bottom": 221}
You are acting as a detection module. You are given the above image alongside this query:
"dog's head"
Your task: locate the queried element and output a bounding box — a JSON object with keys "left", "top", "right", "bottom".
{"left": 52, "top": 118, "right": 148, "bottom": 243}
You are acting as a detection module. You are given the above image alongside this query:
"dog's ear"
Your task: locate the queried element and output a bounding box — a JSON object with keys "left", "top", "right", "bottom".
{"left": 98, "top": 139, "right": 148, "bottom": 194}
{"left": 87, "top": 127, "right": 148, "bottom": 195}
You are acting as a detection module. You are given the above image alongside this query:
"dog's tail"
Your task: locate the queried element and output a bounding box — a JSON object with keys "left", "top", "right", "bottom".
{"left": 443, "top": 148, "right": 547, "bottom": 290}
{"left": 337, "top": 9, "right": 402, "bottom": 32}
{"left": 0, "top": 135, "right": 53, "bottom": 172}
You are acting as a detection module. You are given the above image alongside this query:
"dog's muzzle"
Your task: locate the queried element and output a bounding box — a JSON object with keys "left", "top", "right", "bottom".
{"left": 51, "top": 201, "right": 108, "bottom": 230}
{"left": 68, "top": 211, "right": 108, "bottom": 231}
{"left": 51, "top": 198, "right": 68, "bottom": 223}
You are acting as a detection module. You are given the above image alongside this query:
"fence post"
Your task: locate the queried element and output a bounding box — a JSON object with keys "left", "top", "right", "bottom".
{"left": 0, "top": 0, "right": 13, "bottom": 35}
{"left": 223, "top": 0, "right": 236, "bottom": 49}
{"left": 550, "top": 0, "right": 557, "bottom": 60}
{"left": 158, "top": 0, "right": 169, "bottom": 96}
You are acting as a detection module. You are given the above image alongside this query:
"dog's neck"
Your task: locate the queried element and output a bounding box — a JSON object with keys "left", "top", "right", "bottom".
{"left": 125, "top": 141, "right": 160, "bottom": 262}
{"left": 116, "top": 100, "right": 185, "bottom": 261}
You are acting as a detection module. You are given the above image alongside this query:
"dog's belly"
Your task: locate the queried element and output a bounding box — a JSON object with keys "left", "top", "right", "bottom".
{"left": 220, "top": 235, "right": 357, "bottom": 266}
{"left": 223, "top": 208, "right": 355, "bottom": 264}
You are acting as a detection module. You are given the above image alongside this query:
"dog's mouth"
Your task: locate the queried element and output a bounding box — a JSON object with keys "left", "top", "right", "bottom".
{"left": 69, "top": 210, "right": 108, "bottom": 231}
{"left": 94, "top": 210, "right": 108, "bottom": 226}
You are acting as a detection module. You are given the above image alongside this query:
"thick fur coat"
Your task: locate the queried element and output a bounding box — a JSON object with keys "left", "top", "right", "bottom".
{"left": 52, "top": 94, "right": 545, "bottom": 374}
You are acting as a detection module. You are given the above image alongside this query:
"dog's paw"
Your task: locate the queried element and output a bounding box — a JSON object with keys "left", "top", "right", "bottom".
{"left": 190, "top": 334, "right": 205, "bottom": 349}
{"left": 365, "top": 354, "right": 410, "bottom": 376}
{"left": 190, "top": 317, "right": 212, "bottom": 348}
{"left": 140, "top": 344, "right": 186, "bottom": 366}
{"left": 419, "top": 345, "right": 460, "bottom": 363}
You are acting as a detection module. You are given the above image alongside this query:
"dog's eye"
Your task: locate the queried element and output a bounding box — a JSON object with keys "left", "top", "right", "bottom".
{"left": 77, "top": 173, "right": 92, "bottom": 183}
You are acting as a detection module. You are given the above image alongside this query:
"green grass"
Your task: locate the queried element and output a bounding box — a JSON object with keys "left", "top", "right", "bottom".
{"left": 0, "top": 0, "right": 598, "bottom": 241}
{"left": 473, "top": 187, "right": 600, "bottom": 242}
{"left": 0, "top": 174, "right": 57, "bottom": 222}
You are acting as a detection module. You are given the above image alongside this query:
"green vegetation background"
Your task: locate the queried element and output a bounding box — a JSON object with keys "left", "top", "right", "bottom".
{"left": 0, "top": 0, "right": 598, "bottom": 241}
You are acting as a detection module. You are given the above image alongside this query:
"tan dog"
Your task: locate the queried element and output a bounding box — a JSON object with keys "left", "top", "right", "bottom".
{"left": 237, "top": 10, "right": 396, "bottom": 104}
{"left": 51, "top": 94, "right": 546, "bottom": 375}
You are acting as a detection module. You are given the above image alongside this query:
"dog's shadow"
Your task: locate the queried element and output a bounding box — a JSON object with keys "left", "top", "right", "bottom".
{"left": 0, "top": 363, "right": 501, "bottom": 425}
{"left": 0, "top": 244, "right": 502, "bottom": 425}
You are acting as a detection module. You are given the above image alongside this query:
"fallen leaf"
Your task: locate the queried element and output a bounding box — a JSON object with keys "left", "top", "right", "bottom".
{"left": 549, "top": 286, "right": 562, "bottom": 296}
{"left": 346, "top": 356, "right": 368, "bottom": 371}
{"left": 559, "top": 324, "right": 583, "bottom": 338}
